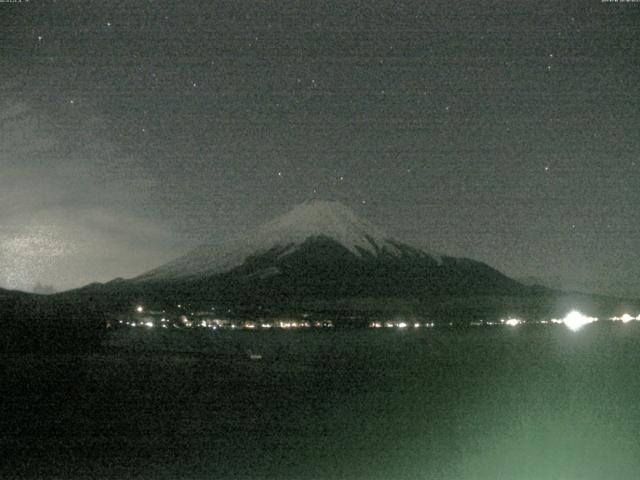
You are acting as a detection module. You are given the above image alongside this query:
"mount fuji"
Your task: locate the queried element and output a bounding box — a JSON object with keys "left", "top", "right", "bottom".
{"left": 136, "top": 200, "right": 444, "bottom": 282}
{"left": 87, "top": 200, "right": 527, "bottom": 313}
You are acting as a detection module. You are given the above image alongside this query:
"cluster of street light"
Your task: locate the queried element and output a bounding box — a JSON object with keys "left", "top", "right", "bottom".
{"left": 368, "top": 310, "right": 640, "bottom": 332}
{"left": 496, "top": 310, "right": 640, "bottom": 332}
{"left": 121, "top": 307, "right": 335, "bottom": 330}
{"left": 124, "top": 306, "right": 640, "bottom": 333}
{"left": 368, "top": 321, "right": 436, "bottom": 329}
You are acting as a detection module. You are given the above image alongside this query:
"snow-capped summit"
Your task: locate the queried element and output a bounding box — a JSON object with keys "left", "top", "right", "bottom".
{"left": 136, "top": 200, "right": 440, "bottom": 282}
{"left": 253, "top": 200, "right": 393, "bottom": 255}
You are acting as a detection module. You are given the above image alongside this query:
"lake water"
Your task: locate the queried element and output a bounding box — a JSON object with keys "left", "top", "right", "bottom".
{"left": 3, "top": 324, "right": 640, "bottom": 479}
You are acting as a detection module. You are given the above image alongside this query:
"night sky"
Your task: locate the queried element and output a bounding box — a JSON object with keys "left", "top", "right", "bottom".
{"left": 1, "top": 0, "right": 639, "bottom": 296}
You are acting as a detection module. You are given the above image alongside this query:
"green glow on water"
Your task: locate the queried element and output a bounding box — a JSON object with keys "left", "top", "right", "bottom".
{"left": 4, "top": 324, "right": 640, "bottom": 479}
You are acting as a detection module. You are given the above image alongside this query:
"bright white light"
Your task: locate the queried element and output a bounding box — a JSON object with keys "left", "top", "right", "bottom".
{"left": 503, "top": 318, "right": 522, "bottom": 327}
{"left": 562, "top": 310, "right": 597, "bottom": 331}
{"left": 611, "top": 314, "right": 639, "bottom": 322}
{"left": 136, "top": 305, "right": 144, "bottom": 313}
{"left": 414, "top": 322, "right": 421, "bottom": 328}
{"left": 397, "top": 322, "right": 408, "bottom": 328}
{"left": 621, "top": 313, "right": 634, "bottom": 323}
{"left": 145, "top": 322, "right": 154, "bottom": 328}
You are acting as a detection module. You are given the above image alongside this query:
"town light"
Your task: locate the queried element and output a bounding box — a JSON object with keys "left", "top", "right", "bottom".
{"left": 621, "top": 313, "right": 634, "bottom": 323}
{"left": 503, "top": 318, "right": 522, "bottom": 327}
{"left": 562, "top": 310, "right": 597, "bottom": 331}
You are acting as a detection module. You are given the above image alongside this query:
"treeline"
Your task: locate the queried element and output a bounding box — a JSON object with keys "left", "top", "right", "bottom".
{"left": 0, "top": 293, "right": 107, "bottom": 354}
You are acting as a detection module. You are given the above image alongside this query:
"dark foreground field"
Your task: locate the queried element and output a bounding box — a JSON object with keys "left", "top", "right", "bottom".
{"left": 3, "top": 325, "right": 640, "bottom": 479}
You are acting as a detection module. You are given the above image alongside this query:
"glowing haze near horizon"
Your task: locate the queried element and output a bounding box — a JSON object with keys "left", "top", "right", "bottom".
{"left": 1, "top": 1, "right": 639, "bottom": 295}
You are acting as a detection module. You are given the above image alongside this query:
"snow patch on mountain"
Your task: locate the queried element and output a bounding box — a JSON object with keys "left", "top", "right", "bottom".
{"left": 256, "top": 200, "right": 394, "bottom": 255}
